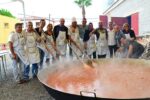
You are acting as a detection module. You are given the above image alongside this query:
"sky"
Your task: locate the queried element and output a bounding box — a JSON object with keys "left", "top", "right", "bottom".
{"left": 0, "top": 0, "right": 109, "bottom": 26}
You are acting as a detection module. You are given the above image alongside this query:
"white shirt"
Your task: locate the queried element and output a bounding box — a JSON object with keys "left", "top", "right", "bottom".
{"left": 8, "top": 31, "right": 25, "bottom": 48}
{"left": 108, "top": 30, "right": 116, "bottom": 46}
{"left": 8, "top": 32, "right": 17, "bottom": 53}
{"left": 8, "top": 31, "right": 17, "bottom": 43}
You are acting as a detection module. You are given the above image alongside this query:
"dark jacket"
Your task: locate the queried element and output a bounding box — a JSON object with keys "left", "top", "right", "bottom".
{"left": 95, "top": 28, "right": 108, "bottom": 40}
{"left": 122, "top": 29, "right": 136, "bottom": 40}
{"left": 53, "top": 25, "right": 69, "bottom": 42}
{"left": 35, "top": 27, "right": 44, "bottom": 36}
{"left": 83, "top": 29, "right": 93, "bottom": 42}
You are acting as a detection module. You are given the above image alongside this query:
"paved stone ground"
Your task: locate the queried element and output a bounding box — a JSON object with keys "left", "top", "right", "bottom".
{"left": 0, "top": 46, "right": 74, "bottom": 100}
{"left": 0, "top": 54, "right": 53, "bottom": 100}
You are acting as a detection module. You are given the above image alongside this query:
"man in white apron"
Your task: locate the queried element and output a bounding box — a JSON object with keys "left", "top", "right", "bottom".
{"left": 53, "top": 18, "right": 69, "bottom": 59}
{"left": 23, "top": 22, "right": 40, "bottom": 79}
{"left": 83, "top": 23, "right": 97, "bottom": 59}
{"left": 107, "top": 22, "right": 117, "bottom": 58}
{"left": 8, "top": 23, "right": 29, "bottom": 84}
{"left": 68, "top": 17, "right": 83, "bottom": 59}
{"left": 95, "top": 22, "right": 108, "bottom": 58}
{"left": 35, "top": 19, "right": 46, "bottom": 69}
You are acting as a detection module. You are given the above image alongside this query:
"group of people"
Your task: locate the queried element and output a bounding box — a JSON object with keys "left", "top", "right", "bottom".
{"left": 8, "top": 17, "right": 145, "bottom": 84}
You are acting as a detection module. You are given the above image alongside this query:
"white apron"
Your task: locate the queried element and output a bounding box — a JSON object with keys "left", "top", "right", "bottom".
{"left": 125, "top": 33, "right": 130, "bottom": 40}
{"left": 25, "top": 32, "right": 40, "bottom": 64}
{"left": 56, "top": 31, "right": 67, "bottom": 55}
{"left": 70, "top": 32, "right": 82, "bottom": 57}
{"left": 13, "top": 32, "right": 29, "bottom": 65}
{"left": 45, "top": 34, "right": 56, "bottom": 58}
{"left": 87, "top": 34, "right": 97, "bottom": 55}
{"left": 108, "top": 30, "right": 116, "bottom": 46}
{"left": 35, "top": 31, "right": 47, "bottom": 52}
{"left": 96, "top": 30, "right": 108, "bottom": 55}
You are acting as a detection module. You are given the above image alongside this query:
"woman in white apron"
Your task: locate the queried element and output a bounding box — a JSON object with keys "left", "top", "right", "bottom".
{"left": 44, "top": 24, "right": 57, "bottom": 63}
{"left": 84, "top": 23, "right": 97, "bottom": 59}
{"left": 122, "top": 23, "right": 136, "bottom": 41}
{"left": 95, "top": 22, "right": 108, "bottom": 58}
{"left": 23, "top": 22, "right": 40, "bottom": 79}
{"left": 68, "top": 19, "right": 83, "bottom": 59}
{"left": 8, "top": 23, "right": 29, "bottom": 83}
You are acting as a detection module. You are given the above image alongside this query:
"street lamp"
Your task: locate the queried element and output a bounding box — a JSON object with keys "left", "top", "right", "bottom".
{"left": 11, "top": 0, "right": 26, "bottom": 29}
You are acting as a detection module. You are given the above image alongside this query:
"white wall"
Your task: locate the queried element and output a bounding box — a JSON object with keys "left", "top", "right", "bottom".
{"left": 105, "top": 0, "right": 150, "bottom": 36}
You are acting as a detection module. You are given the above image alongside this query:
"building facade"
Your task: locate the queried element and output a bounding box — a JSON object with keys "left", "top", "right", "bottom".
{"left": 0, "top": 15, "right": 20, "bottom": 44}
{"left": 103, "top": 0, "right": 150, "bottom": 36}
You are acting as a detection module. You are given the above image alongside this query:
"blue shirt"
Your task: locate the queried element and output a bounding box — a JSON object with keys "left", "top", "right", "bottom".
{"left": 115, "top": 31, "right": 126, "bottom": 47}
{"left": 78, "top": 25, "right": 88, "bottom": 39}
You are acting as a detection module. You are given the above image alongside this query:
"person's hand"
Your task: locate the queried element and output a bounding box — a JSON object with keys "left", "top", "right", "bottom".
{"left": 57, "top": 51, "right": 62, "bottom": 56}
{"left": 41, "top": 36, "right": 45, "bottom": 40}
{"left": 91, "top": 29, "right": 95, "bottom": 33}
{"left": 117, "top": 47, "right": 123, "bottom": 52}
{"left": 72, "top": 28, "right": 75, "bottom": 33}
{"left": 36, "top": 37, "right": 41, "bottom": 42}
{"left": 130, "top": 38, "right": 135, "bottom": 41}
{"left": 12, "top": 53, "right": 17, "bottom": 59}
{"left": 89, "top": 33, "right": 92, "bottom": 37}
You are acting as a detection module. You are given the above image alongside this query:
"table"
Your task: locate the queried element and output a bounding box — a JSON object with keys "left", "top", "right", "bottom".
{"left": 0, "top": 50, "right": 9, "bottom": 80}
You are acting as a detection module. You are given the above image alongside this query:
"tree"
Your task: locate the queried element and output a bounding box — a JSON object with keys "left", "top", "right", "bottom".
{"left": 0, "top": 9, "right": 15, "bottom": 18}
{"left": 74, "top": 0, "right": 92, "bottom": 18}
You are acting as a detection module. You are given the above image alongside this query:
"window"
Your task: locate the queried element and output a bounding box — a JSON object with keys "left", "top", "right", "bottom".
{"left": 4, "top": 23, "right": 9, "bottom": 29}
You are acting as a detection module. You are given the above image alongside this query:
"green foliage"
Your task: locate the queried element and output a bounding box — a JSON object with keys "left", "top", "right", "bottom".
{"left": 0, "top": 9, "right": 15, "bottom": 18}
{"left": 74, "top": 0, "right": 92, "bottom": 7}
{"left": 74, "top": 0, "right": 92, "bottom": 18}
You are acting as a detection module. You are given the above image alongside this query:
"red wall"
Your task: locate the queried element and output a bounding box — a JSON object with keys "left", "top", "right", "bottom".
{"left": 111, "top": 17, "right": 128, "bottom": 28}
{"left": 131, "top": 13, "right": 139, "bottom": 36}
{"left": 99, "top": 15, "right": 108, "bottom": 28}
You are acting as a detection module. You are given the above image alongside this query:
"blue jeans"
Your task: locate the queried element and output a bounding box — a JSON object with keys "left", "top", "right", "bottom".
{"left": 38, "top": 48, "right": 45, "bottom": 69}
{"left": 32, "top": 63, "right": 38, "bottom": 77}
{"left": 24, "top": 63, "right": 38, "bottom": 79}
{"left": 12, "top": 57, "right": 24, "bottom": 82}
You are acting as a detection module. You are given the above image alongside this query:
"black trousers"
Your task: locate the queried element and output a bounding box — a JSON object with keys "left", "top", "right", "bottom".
{"left": 108, "top": 45, "right": 117, "bottom": 58}
{"left": 89, "top": 51, "right": 96, "bottom": 59}
{"left": 69, "top": 47, "right": 73, "bottom": 56}
{"left": 98, "top": 55, "right": 106, "bottom": 58}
